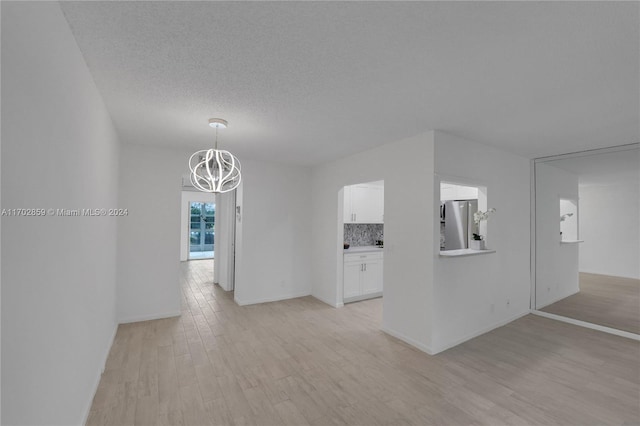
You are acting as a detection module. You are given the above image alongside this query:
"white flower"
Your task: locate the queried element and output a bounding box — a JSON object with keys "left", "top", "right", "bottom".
{"left": 560, "top": 213, "right": 574, "bottom": 222}
{"left": 473, "top": 208, "right": 496, "bottom": 225}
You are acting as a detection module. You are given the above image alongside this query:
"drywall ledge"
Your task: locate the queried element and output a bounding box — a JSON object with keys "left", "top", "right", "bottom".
{"left": 560, "top": 240, "right": 584, "bottom": 244}
{"left": 439, "top": 249, "right": 496, "bottom": 257}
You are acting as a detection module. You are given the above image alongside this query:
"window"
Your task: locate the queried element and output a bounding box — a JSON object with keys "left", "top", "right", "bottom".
{"left": 189, "top": 202, "right": 215, "bottom": 255}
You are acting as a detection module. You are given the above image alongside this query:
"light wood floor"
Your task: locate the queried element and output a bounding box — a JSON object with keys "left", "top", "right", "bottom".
{"left": 541, "top": 272, "right": 640, "bottom": 335}
{"left": 87, "top": 260, "right": 640, "bottom": 425}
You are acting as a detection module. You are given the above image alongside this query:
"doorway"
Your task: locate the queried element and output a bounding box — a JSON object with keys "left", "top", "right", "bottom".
{"left": 179, "top": 184, "right": 238, "bottom": 294}
{"left": 189, "top": 201, "right": 215, "bottom": 259}
{"left": 340, "top": 180, "right": 385, "bottom": 306}
{"left": 180, "top": 190, "right": 216, "bottom": 262}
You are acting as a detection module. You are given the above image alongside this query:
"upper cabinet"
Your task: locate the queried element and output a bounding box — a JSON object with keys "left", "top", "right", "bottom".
{"left": 440, "top": 183, "right": 478, "bottom": 201}
{"left": 344, "top": 182, "right": 384, "bottom": 224}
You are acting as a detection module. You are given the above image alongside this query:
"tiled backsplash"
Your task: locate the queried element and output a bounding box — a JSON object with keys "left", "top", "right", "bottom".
{"left": 344, "top": 224, "right": 384, "bottom": 247}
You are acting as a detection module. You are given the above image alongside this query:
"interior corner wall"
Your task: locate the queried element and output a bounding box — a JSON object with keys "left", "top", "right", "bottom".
{"left": 310, "top": 132, "right": 436, "bottom": 353}
{"left": 233, "top": 160, "right": 312, "bottom": 305}
{"left": 215, "top": 190, "right": 236, "bottom": 291}
{"left": 1, "top": 2, "right": 119, "bottom": 424}
{"left": 534, "top": 162, "right": 580, "bottom": 308}
{"left": 117, "top": 144, "right": 186, "bottom": 323}
{"left": 579, "top": 182, "right": 640, "bottom": 279}
{"left": 432, "top": 131, "right": 531, "bottom": 354}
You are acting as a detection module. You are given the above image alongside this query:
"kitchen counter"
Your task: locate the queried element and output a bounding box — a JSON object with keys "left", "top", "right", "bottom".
{"left": 344, "top": 245, "right": 384, "bottom": 254}
{"left": 439, "top": 248, "right": 496, "bottom": 257}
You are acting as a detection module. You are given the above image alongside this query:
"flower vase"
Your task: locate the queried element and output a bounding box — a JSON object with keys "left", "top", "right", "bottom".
{"left": 470, "top": 239, "right": 485, "bottom": 250}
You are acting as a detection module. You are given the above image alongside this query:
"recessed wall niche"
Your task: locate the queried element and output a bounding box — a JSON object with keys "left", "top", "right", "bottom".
{"left": 560, "top": 198, "right": 578, "bottom": 242}
{"left": 439, "top": 179, "right": 489, "bottom": 253}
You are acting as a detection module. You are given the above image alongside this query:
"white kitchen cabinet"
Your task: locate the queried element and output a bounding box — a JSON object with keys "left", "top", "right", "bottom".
{"left": 343, "top": 262, "right": 362, "bottom": 299}
{"left": 361, "top": 260, "right": 382, "bottom": 294}
{"left": 343, "top": 252, "right": 383, "bottom": 302}
{"left": 440, "top": 183, "right": 478, "bottom": 201}
{"left": 343, "top": 183, "right": 384, "bottom": 224}
{"left": 343, "top": 186, "right": 353, "bottom": 223}
{"left": 457, "top": 185, "right": 478, "bottom": 200}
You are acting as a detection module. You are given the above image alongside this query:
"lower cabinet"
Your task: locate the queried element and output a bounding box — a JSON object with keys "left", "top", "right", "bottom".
{"left": 343, "top": 252, "right": 383, "bottom": 303}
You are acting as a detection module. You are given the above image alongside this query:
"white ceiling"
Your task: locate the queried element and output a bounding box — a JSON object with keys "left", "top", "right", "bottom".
{"left": 60, "top": 1, "right": 639, "bottom": 165}
{"left": 544, "top": 146, "right": 640, "bottom": 186}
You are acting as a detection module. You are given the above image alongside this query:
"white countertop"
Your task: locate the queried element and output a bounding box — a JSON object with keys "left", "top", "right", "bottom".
{"left": 560, "top": 240, "right": 584, "bottom": 244}
{"left": 344, "top": 245, "right": 384, "bottom": 254}
{"left": 439, "top": 248, "right": 496, "bottom": 257}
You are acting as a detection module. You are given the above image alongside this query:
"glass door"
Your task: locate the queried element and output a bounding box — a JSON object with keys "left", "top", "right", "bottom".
{"left": 189, "top": 202, "right": 215, "bottom": 259}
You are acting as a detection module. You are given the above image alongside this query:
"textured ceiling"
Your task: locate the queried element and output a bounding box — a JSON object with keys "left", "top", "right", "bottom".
{"left": 60, "top": 1, "right": 639, "bottom": 165}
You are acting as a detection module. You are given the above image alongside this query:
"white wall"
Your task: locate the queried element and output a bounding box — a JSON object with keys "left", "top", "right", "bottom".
{"left": 1, "top": 4, "right": 4, "bottom": 421}
{"left": 579, "top": 182, "right": 640, "bottom": 279}
{"left": 535, "top": 162, "right": 580, "bottom": 308}
{"left": 214, "top": 190, "right": 236, "bottom": 291}
{"left": 1, "top": 3, "right": 120, "bottom": 424}
{"left": 233, "top": 160, "right": 312, "bottom": 305}
{"left": 432, "top": 131, "right": 531, "bottom": 353}
{"left": 117, "top": 144, "right": 186, "bottom": 323}
{"left": 179, "top": 190, "right": 215, "bottom": 261}
{"left": 311, "top": 132, "right": 436, "bottom": 353}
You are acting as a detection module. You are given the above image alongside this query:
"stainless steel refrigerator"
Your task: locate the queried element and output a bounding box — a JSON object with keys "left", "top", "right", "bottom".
{"left": 440, "top": 200, "right": 478, "bottom": 250}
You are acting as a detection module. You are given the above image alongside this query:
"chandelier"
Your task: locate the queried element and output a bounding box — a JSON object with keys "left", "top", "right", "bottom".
{"left": 188, "top": 118, "right": 242, "bottom": 193}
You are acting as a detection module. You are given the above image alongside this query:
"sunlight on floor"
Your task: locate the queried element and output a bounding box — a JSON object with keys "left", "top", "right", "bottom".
{"left": 189, "top": 251, "right": 214, "bottom": 259}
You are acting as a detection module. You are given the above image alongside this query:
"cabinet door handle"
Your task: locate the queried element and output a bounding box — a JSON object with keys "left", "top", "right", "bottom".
{"left": 361, "top": 264, "right": 364, "bottom": 272}
{"left": 364, "top": 263, "right": 367, "bottom": 271}
{"left": 354, "top": 213, "right": 356, "bottom": 222}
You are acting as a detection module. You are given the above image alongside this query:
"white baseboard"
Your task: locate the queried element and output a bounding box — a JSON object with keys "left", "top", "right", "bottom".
{"left": 579, "top": 270, "right": 640, "bottom": 280}
{"left": 118, "top": 310, "right": 182, "bottom": 324}
{"left": 215, "top": 281, "right": 234, "bottom": 292}
{"left": 102, "top": 324, "right": 118, "bottom": 373}
{"left": 429, "top": 310, "right": 530, "bottom": 355}
{"left": 235, "top": 291, "right": 311, "bottom": 306}
{"left": 531, "top": 310, "right": 640, "bottom": 341}
{"left": 343, "top": 292, "right": 382, "bottom": 304}
{"left": 311, "top": 293, "right": 343, "bottom": 308}
{"left": 82, "top": 322, "right": 118, "bottom": 426}
{"left": 536, "top": 288, "right": 579, "bottom": 310}
{"left": 380, "top": 325, "right": 435, "bottom": 355}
